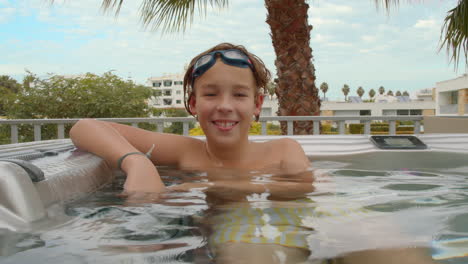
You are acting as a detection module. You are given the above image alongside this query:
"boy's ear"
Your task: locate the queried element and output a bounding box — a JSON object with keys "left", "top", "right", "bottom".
{"left": 189, "top": 94, "right": 197, "bottom": 115}
{"left": 254, "top": 94, "right": 264, "bottom": 116}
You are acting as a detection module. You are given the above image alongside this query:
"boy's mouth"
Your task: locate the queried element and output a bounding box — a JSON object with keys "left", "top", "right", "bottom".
{"left": 212, "top": 120, "right": 239, "bottom": 131}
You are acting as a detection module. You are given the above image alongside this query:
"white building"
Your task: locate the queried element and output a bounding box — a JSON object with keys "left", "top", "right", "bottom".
{"left": 435, "top": 74, "right": 468, "bottom": 116}
{"left": 147, "top": 74, "right": 185, "bottom": 109}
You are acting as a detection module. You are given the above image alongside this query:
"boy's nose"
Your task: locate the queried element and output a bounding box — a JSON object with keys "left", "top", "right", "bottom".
{"left": 216, "top": 95, "right": 234, "bottom": 112}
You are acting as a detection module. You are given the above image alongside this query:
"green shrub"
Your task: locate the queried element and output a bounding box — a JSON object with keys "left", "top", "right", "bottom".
{"left": 349, "top": 124, "right": 364, "bottom": 134}
{"left": 371, "top": 123, "right": 389, "bottom": 132}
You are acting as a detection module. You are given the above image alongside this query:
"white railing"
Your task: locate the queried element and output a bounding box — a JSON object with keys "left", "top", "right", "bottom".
{"left": 440, "top": 104, "right": 458, "bottom": 114}
{"left": 0, "top": 116, "right": 431, "bottom": 144}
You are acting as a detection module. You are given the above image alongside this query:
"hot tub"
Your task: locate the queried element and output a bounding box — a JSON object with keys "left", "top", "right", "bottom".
{"left": 1, "top": 134, "right": 468, "bottom": 263}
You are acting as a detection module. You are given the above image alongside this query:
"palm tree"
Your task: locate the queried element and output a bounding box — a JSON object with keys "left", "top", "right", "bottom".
{"left": 357, "top": 86, "right": 365, "bottom": 98}
{"left": 438, "top": 0, "right": 468, "bottom": 69}
{"left": 387, "top": 90, "right": 394, "bottom": 96}
{"left": 67, "top": 0, "right": 467, "bottom": 134}
{"left": 378, "top": 86, "right": 385, "bottom": 95}
{"left": 320, "top": 82, "right": 329, "bottom": 100}
{"left": 395, "top": 91, "right": 402, "bottom": 96}
{"left": 266, "top": 81, "right": 277, "bottom": 99}
{"left": 342, "top": 84, "right": 350, "bottom": 101}
{"left": 369, "top": 88, "right": 376, "bottom": 100}
{"left": 403, "top": 91, "right": 409, "bottom": 96}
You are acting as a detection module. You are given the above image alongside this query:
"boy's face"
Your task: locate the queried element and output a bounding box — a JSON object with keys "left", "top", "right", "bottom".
{"left": 190, "top": 59, "right": 263, "bottom": 146}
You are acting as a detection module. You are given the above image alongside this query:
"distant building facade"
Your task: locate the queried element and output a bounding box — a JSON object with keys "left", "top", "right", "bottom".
{"left": 147, "top": 74, "right": 185, "bottom": 109}
{"left": 145, "top": 73, "right": 468, "bottom": 118}
{"left": 320, "top": 91, "right": 436, "bottom": 121}
{"left": 435, "top": 74, "right": 468, "bottom": 116}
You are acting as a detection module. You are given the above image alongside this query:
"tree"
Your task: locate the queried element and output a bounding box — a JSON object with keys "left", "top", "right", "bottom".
{"left": 5, "top": 72, "right": 151, "bottom": 119}
{"left": 369, "top": 88, "right": 376, "bottom": 100}
{"left": 403, "top": 91, "right": 409, "bottom": 96}
{"left": 396, "top": 91, "right": 402, "bottom": 96}
{"left": 3, "top": 72, "right": 152, "bottom": 142}
{"left": 266, "top": 81, "right": 277, "bottom": 99}
{"left": 342, "top": 84, "right": 350, "bottom": 101}
{"left": 0, "top": 75, "right": 21, "bottom": 116}
{"left": 387, "top": 90, "right": 394, "bottom": 96}
{"left": 320, "top": 82, "right": 329, "bottom": 100}
{"left": 0, "top": 75, "right": 21, "bottom": 93}
{"left": 357, "top": 86, "right": 365, "bottom": 98}
{"left": 378, "top": 86, "right": 385, "bottom": 95}
{"left": 438, "top": 0, "right": 468, "bottom": 69}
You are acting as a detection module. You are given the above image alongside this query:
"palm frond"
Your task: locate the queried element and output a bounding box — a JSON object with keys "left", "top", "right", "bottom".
{"left": 100, "top": 0, "right": 228, "bottom": 34}
{"left": 373, "top": 0, "right": 400, "bottom": 13}
{"left": 439, "top": 0, "right": 468, "bottom": 70}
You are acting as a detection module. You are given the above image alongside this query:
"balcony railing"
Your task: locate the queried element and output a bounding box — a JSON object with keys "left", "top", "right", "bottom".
{"left": 440, "top": 104, "right": 458, "bottom": 114}
{"left": 0, "top": 116, "right": 428, "bottom": 144}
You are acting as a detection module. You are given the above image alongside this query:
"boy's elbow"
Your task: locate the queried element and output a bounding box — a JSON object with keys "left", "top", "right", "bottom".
{"left": 70, "top": 119, "right": 96, "bottom": 141}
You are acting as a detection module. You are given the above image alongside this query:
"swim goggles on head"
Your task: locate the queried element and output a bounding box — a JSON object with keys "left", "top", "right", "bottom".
{"left": 192, "top": 49, "right": 254, "bottom": 82}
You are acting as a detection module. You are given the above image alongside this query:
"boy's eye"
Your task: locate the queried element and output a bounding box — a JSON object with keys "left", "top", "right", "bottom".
{"left": 235, "top": 93, "right": 248, "bottom": 97}
{"left": 203, "top": 93, "right": 216, "bottom": 96}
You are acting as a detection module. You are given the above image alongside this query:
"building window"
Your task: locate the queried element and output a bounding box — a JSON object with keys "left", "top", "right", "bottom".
{"left": 410, "top": 109, "right": 422, "bottom": 115}
{"left": 152, "top": 82, "right": 161, "bottom": 87}
{"left": 359, "top": 110, "right": 371, "bottom": 116}
{"left": 397, "top": 109, "right": 409, "bottom": 115}
{"left": 450, "top": 91, "right": 458, "bottom": 104}
{"left": 261, "top": 108, "right": 272, "bottom": 116}
{"left": 153, "top": 90, "right": 162, "bottom": 97}
{"left": 163, "top": 80, "right": 173, "bottom": 87}
{"left": 174, "top": 81, "right": 183, "bottom": 85}
{"left": 164, "top": 90, "right": 172, "bottom": 96}
{"left": 163, "top": 99, "right": 172, "bottom": 105}
{"left": 176, "top": 90, "right": 181, "bottom": 95}
{"left": 176, "top": 100, "right": 181, "bottom": 104}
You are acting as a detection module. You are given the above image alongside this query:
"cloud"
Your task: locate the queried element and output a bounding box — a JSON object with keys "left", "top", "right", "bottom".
{"left": 414, "top": 19, "right": 437, "bottom": 29}
{"left": 361, "top": 35, "right": 377, "bottom": 42}
{"left": 310, "top": 17, "right": 345, "bottom": 26}
{"left": 0, "top": 7, "right": 15, "bottom": 23}
{"left": 309, "top": 2, "right": 354, "bottom": 16}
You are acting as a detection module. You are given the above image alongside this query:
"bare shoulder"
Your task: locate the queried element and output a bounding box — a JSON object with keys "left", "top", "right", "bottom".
{"left": 267, "top": 138, "right": 310, "bottom": 172}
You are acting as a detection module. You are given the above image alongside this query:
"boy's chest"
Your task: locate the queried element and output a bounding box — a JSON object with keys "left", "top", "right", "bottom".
{"left": 178, "top": 145, "right": 283, "bottom": 171}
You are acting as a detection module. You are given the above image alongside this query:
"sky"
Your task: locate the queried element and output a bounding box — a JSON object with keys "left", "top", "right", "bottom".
{"left": 0, "top": 0, "right": 466, "bottom": 100}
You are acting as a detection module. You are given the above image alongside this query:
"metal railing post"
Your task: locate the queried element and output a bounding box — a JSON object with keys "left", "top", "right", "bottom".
{"left": 183, "top": 122, "right": 189, "bottom": 136}
{"left": 287, "top": 121, "right": 293, "bottom": 135}
{"left": 261, "top": 121, "right": 267, "bottom": 135}
{"left": 11, "top": 125, "right": 18, "bottom": 144}
{"left": 414, "top": 120, "right": 421, "bottom": 134}
{"left": 57, "top": 124, "right": 65, "bottom": 139}
{"left": 157, "top": 122, "right": 164, "bottom": 133}
{"left": 34, "top": 124, "right": 41, "bottom": 141}
{"left": 338, "top": 121, "right": 346, "bottom": 135}
{"left": 389, "top": 120, "right": 396, "bottom": 135}
{"left": 364, "top": 121, "right": 371, "bottom": 135}
{"left": 313, "top": 121, "right": 320, "bottom": 135}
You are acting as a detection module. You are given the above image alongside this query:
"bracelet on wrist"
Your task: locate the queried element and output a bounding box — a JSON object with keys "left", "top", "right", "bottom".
{"left": 116, "top": 144, "right": 155, "bottom": 171}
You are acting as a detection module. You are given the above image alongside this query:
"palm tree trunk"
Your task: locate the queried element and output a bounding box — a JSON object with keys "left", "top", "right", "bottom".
{"left": 265, "top": 0, "right": 320, "bottom": 135}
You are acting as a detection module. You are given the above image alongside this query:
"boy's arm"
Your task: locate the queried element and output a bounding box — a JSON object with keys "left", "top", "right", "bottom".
{"left": 69, "top": 119, "right": 197, "bottom": 193}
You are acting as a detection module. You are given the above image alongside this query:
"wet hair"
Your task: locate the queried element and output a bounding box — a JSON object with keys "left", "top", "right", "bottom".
{"left": 183, "top": 43, "right": 271, "bottom": 120}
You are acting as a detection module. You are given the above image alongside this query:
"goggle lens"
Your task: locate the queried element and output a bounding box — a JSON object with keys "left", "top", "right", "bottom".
{"left": 191, "top": 49, "right": 253, "bottom": 82}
